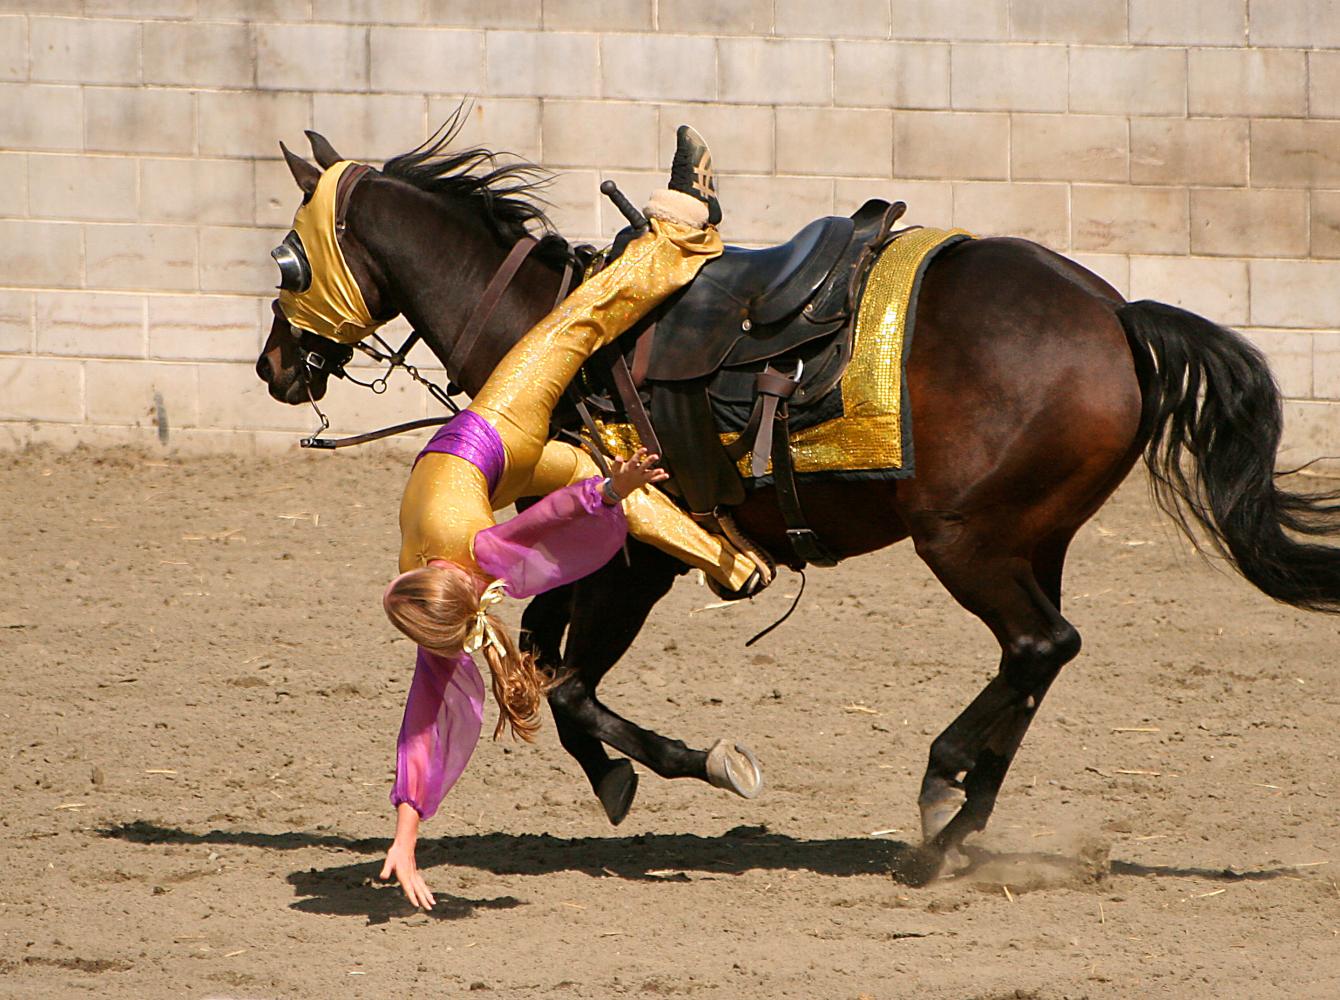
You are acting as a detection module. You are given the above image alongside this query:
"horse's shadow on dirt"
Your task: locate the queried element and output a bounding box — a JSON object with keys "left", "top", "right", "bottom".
{"left": 100, "top": 820, "right": 933, "bottom": 922}
{"left": 98, "top": 819, "right": 1309, "bottom": 925}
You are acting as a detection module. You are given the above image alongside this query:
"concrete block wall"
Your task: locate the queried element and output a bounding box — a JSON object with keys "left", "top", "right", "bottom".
{"left": 0, "top": 0, "right": 1337, "bottom": 466}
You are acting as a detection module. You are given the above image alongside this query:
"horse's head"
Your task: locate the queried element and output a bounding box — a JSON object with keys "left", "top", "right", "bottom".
{"left": 259, "top": 117, "right": 584, "bottom": 410}
{"left": 255, "top": 132, "right": 394, "bottom": 404}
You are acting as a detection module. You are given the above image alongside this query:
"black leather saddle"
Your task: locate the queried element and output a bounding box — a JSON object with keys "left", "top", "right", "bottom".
{"left": 636, "top": 198, "right": 903, "bottom": 379}
{"left": 576, "top": 197, "right": 909, "bottom": 567}
{"left": 644, "top": 215, "right": 851, "bottom": 382}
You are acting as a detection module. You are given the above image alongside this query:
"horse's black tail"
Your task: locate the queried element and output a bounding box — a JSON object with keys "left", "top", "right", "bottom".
{"left": 1117, "top": 299, "right": 1340, "bottom": 613}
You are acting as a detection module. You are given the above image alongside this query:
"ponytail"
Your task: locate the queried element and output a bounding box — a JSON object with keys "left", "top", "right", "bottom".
{"left": 383, "top": 564, "right": 557, "bottom": 741}
{"left": 478, "top": 615, "right": 552, "bottom": 741}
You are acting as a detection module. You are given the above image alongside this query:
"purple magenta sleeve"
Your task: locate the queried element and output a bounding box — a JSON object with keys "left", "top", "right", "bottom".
{"left": 472, "top": 477, "right": 628, "bottom": 598}
{"left": 390, "top": 647, "right": 485, "bottom": 820}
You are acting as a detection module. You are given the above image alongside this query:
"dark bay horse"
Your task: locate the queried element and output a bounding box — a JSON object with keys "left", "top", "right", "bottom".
{"left": 256, "top": 129, "right": 1340, "bottom": 879}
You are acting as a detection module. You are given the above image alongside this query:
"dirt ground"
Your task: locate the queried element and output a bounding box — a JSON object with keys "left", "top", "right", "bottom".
{"left": 1, "top": 445, "right": 1337, "bottom": 1000}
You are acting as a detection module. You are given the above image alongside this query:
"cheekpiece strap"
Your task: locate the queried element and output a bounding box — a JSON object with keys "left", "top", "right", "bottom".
{"left": 334, "top": 162, "right": 373, "bottom": 230}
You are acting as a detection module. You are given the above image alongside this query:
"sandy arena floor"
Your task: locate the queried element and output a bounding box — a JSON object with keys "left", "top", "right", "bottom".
{"left": 1, "top": 446, "right": 1337, "bottom": 999}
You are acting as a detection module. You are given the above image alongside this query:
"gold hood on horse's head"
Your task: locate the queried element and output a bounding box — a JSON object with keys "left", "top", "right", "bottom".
{"left": 278, "top": 159, "right": 384, "bottom": 345}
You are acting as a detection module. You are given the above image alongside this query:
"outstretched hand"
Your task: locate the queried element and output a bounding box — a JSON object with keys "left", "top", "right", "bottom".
{"left": 380, "top": 803, "right": 434, "bottom": 910}
{"left": 380, "top": 837, "right": 435, "bottom": 910}
{"left": 608, "top": 447, "right": 669, "bottom": 500}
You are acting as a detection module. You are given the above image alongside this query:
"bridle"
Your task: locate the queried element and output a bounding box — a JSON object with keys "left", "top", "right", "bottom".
{"left": 282, "top": 297, "right": 465, "bottom": 448}
{"left": 272, "top": 163, "right": 574, "bottom": 449}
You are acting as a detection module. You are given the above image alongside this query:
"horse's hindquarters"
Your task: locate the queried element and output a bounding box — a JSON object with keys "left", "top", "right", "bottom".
{"left": 899, "top": 236, "right": 1145, "bottom": 533}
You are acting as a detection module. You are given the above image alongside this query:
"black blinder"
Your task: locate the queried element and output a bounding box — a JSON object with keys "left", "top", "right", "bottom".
{"left": 271, "top": 230, "right": 312, "bottom": 293}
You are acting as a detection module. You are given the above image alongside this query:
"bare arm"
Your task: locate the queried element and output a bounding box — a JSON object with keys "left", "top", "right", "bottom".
{"left": 380, "top": 802, "right": 436, "bottom": 910}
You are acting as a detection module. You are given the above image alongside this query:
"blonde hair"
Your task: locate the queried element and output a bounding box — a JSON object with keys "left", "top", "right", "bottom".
{"left": 383, "top": 565, "right": 554, "bottom": 741}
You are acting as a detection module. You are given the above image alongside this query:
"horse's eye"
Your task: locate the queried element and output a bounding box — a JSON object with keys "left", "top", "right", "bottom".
{"left": 271, "top": 230, "right": 312, "bottom": 293}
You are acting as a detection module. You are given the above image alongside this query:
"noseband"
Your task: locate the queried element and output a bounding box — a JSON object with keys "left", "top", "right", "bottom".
{"left": 279, "top": 297, "right": 461, "bottom": 447}
{"left": 295, "top": 321, "right": 355, "bottom": 380}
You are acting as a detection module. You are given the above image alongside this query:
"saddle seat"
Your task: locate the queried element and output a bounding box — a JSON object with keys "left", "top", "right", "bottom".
{"left": 638, "top": 201, "right": 906, "bottom": 386}
{"left": 643, "top": 215, "right": 854, "bottom": 382}
{"left": 711, "top": 217, "right": 854, "bottom": 322}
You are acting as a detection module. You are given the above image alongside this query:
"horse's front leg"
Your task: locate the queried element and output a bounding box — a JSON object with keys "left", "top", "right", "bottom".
{"left": 547, "top": 540, "right": 762, "bottom": 825}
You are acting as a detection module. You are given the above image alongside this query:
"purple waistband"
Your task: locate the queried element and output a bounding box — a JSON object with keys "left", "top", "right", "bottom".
{"left": 416, "top": 410, "right": 506, "bottom": 496}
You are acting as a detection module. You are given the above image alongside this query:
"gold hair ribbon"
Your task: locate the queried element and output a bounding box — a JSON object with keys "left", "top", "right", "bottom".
{"left": 463, "top": 578, "right": 509, "bottom": 657}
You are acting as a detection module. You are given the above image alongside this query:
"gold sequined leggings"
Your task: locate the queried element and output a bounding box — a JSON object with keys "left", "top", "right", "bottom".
{"left": 399, "top": 219, "right": 757, "bottom": 591}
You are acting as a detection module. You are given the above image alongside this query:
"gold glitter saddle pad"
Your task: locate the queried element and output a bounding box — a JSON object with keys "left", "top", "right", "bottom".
{"left": 725, "top": 226, "right": 971, "bottom": 481}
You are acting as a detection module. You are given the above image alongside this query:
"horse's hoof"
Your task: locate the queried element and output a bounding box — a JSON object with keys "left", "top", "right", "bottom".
{"left": 596, "top": 760, "right": 638, "bottom": 826}
{"left": 940, "top": 845, "right": 970, "bottom": 875}
{"left": 892, "top": 844, "right": 946, "bottom": 887}
{"left": 705, "top": 739, "right": 763, "bottom": 799}
{"left": 918, "top": 790, "right": 965, "bottom": 844}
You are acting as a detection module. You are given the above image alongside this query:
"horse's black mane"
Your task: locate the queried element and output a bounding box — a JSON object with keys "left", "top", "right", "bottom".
{"left": 382, "top": 109, "right": 579, "bottom": 270}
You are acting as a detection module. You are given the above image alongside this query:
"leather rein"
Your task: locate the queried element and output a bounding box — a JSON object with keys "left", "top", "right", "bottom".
{"left": 295, "top": 165, "right": 573, "bottom": 449}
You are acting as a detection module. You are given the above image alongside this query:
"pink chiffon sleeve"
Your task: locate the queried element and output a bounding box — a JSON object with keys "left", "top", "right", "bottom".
{"left": 473, "top": 477, "right": 627, "bottom": 598}
{"left": 390, "top": 647, "right": 485, "bottom": 820}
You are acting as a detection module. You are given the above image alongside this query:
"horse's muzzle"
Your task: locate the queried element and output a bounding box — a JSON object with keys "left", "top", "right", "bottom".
{"left": 256, "top": 351, "right": 328, "bottom": 405}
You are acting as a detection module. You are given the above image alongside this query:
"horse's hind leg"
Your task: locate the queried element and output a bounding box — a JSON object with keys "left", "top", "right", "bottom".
{"left": 547, "top": 542, "right": 762, "bottom": 824}
{"left": 913, "top": 529, "right": 1081, "bottom": 864}
{"left": 542, "top": 548, "right": 672, "bottom": 825}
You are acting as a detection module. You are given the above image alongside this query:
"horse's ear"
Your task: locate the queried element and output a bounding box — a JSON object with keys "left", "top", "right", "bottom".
{"left": 280, "top": 141, "right": 320, "bottom": 195}
{"left": 305, "top": 130, "right": 343, "bottom": 169}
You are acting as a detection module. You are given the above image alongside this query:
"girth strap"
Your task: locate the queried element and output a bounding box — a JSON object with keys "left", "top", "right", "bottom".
{"left": 722, "top": 362, "right": 799, "bottom": 470}
{"left": 749, "top": 364, "right": 801, "bottom": 480}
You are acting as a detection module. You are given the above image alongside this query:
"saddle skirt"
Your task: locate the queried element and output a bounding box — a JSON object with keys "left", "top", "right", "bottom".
{"left": 736, "top": 224, "right": 971, "bottom": 480}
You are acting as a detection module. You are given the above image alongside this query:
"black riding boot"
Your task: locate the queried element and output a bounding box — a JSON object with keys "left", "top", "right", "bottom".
{"left": 669, "top": 125, "right": 722, "bottom": 226}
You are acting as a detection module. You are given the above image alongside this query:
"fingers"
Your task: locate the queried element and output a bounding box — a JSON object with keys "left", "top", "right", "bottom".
{"left": 608, "top": 448, "right": 665, "bottom": 498}
{"left": 405, "top": 870, "right": 434, "bottom": 910}
{"left": 381, "top": 851, "right": 434, "bottom": 910}
{"left": 389, "top": 862, "right": 435, "bottom": 910}
{"left": 414, "top": 873, "right": 436, "bottom": 910}
{"left": 615, "top": 448, "right": 659, "bottom": 469}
